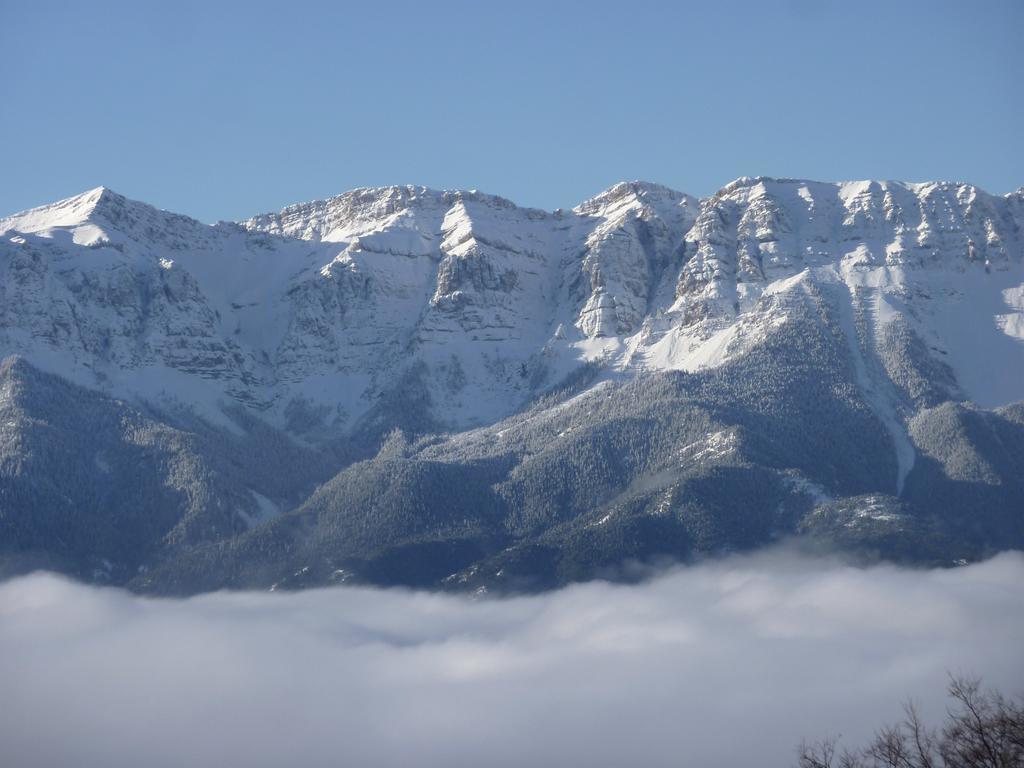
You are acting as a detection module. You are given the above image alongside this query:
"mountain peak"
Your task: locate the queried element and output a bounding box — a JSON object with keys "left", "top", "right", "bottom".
{"left": 574, "top": 180, "right": 695, "bottom": 218}
{"left": 242, "top": 184, "right": 557, "bottom": 244}
{"left": 0, "top": 186, "right": 121, "bottom": 235}
{"left": 0, "top": 186, "right": 212, "bottom": 250}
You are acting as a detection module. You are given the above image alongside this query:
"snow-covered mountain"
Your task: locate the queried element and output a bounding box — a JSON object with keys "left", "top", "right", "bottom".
{"left": 0, "top": 182, "right": 701, "bottom": 431}
{"left": 1, "top": 178, "right": 1023, "bottom": 592}
{"left": 670, "top": 178, "right": 1024, "bottom": 406}
{"left": 2, "top": 178, "right": 1021, "bottom": 433}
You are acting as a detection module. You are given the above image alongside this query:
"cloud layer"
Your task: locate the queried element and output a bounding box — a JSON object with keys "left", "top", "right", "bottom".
{"left": 2, "top": 550, "right": 1023, "bottom": 768}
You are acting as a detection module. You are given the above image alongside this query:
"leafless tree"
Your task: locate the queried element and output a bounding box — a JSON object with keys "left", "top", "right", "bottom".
{"left": 797, "top": 676, "right": 1024, "bottom": 768}
{"left": 798, "top": 735, "right": 863, "bottom": 768}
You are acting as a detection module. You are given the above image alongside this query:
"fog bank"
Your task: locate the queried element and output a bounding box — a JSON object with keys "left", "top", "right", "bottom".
{"left": 2, "top": 550, "right": 1023, "bottom": 768}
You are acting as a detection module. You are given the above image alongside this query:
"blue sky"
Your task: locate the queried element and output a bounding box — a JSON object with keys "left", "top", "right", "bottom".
{"left": 2, "top": 0, "right": 1021, "bottom": 222}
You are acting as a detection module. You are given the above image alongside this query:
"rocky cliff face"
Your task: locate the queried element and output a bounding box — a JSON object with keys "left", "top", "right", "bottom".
{"left": 2, "top": 177, "right": 1023, "bottom": 592}
{"left": 674, "top": 178, "right": 1021, "bottom": 328}
{"left": 2, "top": 178, "right": 1022, "bottom": 438}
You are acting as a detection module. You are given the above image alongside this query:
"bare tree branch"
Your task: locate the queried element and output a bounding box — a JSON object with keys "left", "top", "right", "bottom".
{"left": 796, "top": 675, "right": 1024, "bottom": 768}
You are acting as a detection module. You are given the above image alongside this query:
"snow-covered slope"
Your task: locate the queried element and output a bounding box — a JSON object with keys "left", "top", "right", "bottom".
{"left": 1, "top": 178, "right": 1021, "bottom": 442}
{"left": 3, "top": 177, "right": 1024, "bottom": 592}
{"left": 662, "top": 178, "right": 1024, "bottom": 408}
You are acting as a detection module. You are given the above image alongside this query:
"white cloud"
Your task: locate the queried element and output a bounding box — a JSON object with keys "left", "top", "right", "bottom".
{"left": 1, "top": 549, "right": 1023, "bottom": 768}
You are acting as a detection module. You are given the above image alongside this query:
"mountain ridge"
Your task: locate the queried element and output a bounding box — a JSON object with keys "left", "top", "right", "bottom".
{"left": 2, "top": 175, "right": 1020, "bottom": 423}
{"left": 1, "top": 176, "right": 1022, "bottom": 593}
{"left": 9, "top": 175, "right": 1020, "bottom": 235}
